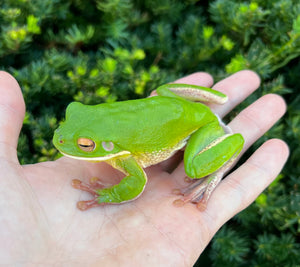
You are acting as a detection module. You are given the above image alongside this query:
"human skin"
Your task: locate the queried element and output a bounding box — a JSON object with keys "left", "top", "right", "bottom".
{"left": 0, "top": 70, "right": 289, "bottom": 266}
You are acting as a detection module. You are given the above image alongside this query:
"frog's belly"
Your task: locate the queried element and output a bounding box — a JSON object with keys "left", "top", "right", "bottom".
{"left": 134, "top": 138, "right": 188, "bottom": 168}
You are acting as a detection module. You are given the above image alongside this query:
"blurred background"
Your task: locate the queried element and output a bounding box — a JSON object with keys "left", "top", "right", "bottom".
{"left": 0, "top": 0, "right": 299, "bottom": 265}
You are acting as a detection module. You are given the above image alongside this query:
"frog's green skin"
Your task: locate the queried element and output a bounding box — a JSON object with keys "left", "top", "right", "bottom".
{"left": 53, "top": 84, "right": 244, "bottom": 210}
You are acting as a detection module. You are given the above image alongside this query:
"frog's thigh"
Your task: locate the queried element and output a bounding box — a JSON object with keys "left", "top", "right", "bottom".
{"left": 184, "top": 123, "right": 244, "bottom": 178}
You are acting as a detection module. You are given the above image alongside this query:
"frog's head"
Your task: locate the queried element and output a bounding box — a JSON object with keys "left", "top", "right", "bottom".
{"left": 53, "top": 102, "right": 130, "bottom": 161}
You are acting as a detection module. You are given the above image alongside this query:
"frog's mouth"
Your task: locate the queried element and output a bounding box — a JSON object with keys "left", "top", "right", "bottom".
{"left": 60, "top": 150, "right": 131, "bottom": 162}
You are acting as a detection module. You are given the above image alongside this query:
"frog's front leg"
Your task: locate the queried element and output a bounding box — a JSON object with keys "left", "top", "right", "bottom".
{"left": 72, "top": 156, "right": 147, "bottom": 211}
{"left": 174, "top": 121, "right": 244, "bottom": 210}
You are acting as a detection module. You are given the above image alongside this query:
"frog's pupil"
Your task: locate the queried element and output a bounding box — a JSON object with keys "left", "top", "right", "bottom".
{"left": 77, "top": 138, "right": 95, "bottom": 152}
{"left": 80, "top": 144, "right": 92, "bottom": 148}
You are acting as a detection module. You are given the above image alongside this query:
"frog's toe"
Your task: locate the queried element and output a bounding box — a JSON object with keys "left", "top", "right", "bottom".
{"left": 173, "top": 198, "right": 186, "bottom": 207}
{"left": 89, "top": 177, "right": 111, "bottom": 189}
{"left": 72, "top": 177, "right": 111, "bottom": 193}
{"left": 172, "top": 179, "right": 206, "bottom": 207}
{"left": 172, "top": 188, "right": 183, "bottom": 195}
{"left": 72, "top": 178, "right": 112, "bottom": 211}
{"left": 196, "top": 201, "right": 207, "bottom": 211}
{"left": 72, "top": 179, "right": 99, "bottom": 195}
{"left": 77, "top": 198, "right": 106, "bottom": 211}
{"left": 172, "top": 173, "right": 222, "bottom": 210}
{"left": 173, "top": 195, "right": 207, "bottom": 210}
{"left": 184, "top": 176, "right": 193, "bottom": 183}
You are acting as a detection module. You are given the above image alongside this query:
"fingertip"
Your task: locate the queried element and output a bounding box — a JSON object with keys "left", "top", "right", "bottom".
{"left": 0, "top": 71, "right": 25, "bottom": 152}
{"left": 211, "top": 70, "right": 261, "bottom": 116}
{"left": 264, "top": 93, "right": 287, "bottom": 115}
{"left": 262, "top": 138, "right": 290, "bottom": 163}
{"left": 242, "top": 138, "right": 290, "bottom": 187}
{"left": 175, "top": 72, "right": 214, "bottom": 87}
{"left": 229, "top": 93, "right": 288, "bottom": 151}
{"left": 150, "top": 71, "right": 214, "bottom": 97}
{"left": 0, "top": 71, "right": 25, "bottom": 116}
{"left": 235, "top": 70, "right": 261, "bottom": 90}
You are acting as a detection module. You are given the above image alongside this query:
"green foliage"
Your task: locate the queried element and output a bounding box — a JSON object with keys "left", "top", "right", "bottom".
{"left": 210, "top": 226, "right": 250, "bottom": 266}
{"left": 208, "top": 225, "right": 300, "bottom": 267}
{"left": 0, "top": 0, "right": 299, "bottom": 265}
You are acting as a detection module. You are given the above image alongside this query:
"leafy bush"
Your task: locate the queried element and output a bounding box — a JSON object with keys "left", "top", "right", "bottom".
{"left": 0, "top": 0, "right": 299, "bottom": 265}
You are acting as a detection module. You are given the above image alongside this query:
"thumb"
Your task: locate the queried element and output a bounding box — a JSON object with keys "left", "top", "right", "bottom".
{"left": 0, "top": 71, "right": 25, "bottom": 160}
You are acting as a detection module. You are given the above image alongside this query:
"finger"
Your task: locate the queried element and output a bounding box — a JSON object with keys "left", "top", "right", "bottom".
{"left": 0, "top": 71, "right": 25, "bottom": 159}
{"left": 202, "top": 139, "right": 289, "bottom": 238}
{"left": 209, "top": 70, "right": 261, "bottom": 117}
{"left": 171, "top": 93, "right": 286, "bottom": 187}
{"left": 229, "top": 93, "right": 287, "bottom": 151}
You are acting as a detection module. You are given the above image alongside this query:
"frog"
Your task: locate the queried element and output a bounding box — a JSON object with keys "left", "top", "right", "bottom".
{"left": 53, "top": 83, "right": 244, "bottom": 211}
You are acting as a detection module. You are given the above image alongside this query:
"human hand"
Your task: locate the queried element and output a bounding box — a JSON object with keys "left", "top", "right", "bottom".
{"left": 0, "top": 70, "right": 288, "bottom": 266}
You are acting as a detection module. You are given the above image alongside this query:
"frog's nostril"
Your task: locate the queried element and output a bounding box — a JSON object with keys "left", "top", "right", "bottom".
{"left": 58, "top": 135, "right": 64, "bottom": 144}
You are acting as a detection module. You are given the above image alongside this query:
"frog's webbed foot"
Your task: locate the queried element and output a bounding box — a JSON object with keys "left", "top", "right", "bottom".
{"left": 72, "top": 177, "right": 110, "bottom": 192}
{"left": 173, "top": 151, "right": 239, "bottom": 211}
{"left": 173, "top": 172, "right": 223, "bottom": 211}
{"left": 71, "top": 178, "right": 112, "bottom": 211}
{"left": 76, "top": 198, "right": 105, "bottom": 211}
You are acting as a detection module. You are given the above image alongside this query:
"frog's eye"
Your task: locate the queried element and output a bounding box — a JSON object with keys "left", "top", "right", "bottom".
{"left": 102, "top": 141, "right": 114, "bottom": 151}
{"left": 77, "top": 138, "right": 95, "bottom": 152}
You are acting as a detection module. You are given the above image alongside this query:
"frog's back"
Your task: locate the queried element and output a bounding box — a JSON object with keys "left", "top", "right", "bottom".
{"left": 68, "top": 96, "right": 215, "bottom": 154}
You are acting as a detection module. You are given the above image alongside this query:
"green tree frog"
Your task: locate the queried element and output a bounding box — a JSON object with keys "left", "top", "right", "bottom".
{"left": 53, "top": 83, "right": 244, "bottom": 211}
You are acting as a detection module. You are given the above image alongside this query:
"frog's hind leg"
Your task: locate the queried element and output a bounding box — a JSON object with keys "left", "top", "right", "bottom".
{"left": 173, "top": 153, "right": 239, "bottom": 210}
{"left": 173, "top": 121, "right": 244, "bottom": 210}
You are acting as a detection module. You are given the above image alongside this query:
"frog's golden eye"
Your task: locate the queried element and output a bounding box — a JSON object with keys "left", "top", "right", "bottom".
{"left": 102, "top": 141, "right": 114, "bottom": 151}
{"left": 77, "top": 138, "right": 95, "bottom": 152}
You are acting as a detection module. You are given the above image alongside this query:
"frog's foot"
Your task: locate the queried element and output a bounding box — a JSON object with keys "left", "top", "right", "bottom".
{"left": 173, "top": 131, "right": 244, "bottom": 211}
{"left": 184, "top": 176, "right": 193, "bottom": 183}
{"left": 71, "top": 178, "right": 112, "bottom": 211}
{"left": 71, "top": 177, "right": 109, "bottom": 192}
{"left": 173, "top": 171, "right": 223, "bottom": 211}
{"left": 76, "top": 199, "right": 105, "bottom": 211}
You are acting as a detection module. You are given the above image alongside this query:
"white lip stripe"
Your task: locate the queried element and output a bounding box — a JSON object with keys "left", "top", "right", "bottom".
{"left": 60, "top": 151, "right": 131, "bottom": 161}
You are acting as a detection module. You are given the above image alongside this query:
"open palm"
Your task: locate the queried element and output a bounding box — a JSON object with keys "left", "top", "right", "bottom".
{"left": 0, "top": 70, "right": 288, "bottom": 266}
